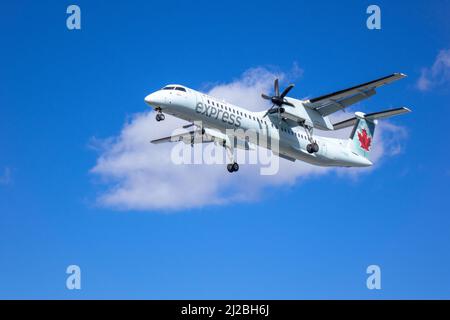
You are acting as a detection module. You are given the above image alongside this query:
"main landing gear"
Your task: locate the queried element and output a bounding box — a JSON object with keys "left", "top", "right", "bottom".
{"left": 155, "top": 108, "right": 165, "bottom": 122}
{"left": 302, "top": 124, "right": 319, "bottom": 154}
{"left": 306, "top": 142, "right": 319, "bottom": 154}
{"left": 227, "top": 162, "right": 239, "bottom": 173}
{"left": 223, "top": 140, "right": 239, "bottom": 173}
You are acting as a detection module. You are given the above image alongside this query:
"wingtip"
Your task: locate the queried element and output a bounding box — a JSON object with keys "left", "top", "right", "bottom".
{"left": 395, "top": 72, "right": 408, "bottom": 78}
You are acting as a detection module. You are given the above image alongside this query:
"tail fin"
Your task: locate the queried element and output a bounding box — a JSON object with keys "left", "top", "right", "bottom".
{"left": 346, "top": 107, "right": 411, "bottom": 159}
{"left": 349, "top": 113, "right": 376, "bottom": 159}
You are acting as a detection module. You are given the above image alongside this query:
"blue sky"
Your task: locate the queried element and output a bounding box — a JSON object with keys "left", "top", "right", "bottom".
{"left": 1, "top": 0, "right": 450, "bottom": 299}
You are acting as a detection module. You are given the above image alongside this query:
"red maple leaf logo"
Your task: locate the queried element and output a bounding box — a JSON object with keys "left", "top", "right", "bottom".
{"left": 358, "top": 129, "right": 372, "bottom": 151}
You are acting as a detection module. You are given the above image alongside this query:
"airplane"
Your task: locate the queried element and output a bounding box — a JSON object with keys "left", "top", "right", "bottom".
{"left": 145, "top": 73, "right": 411, "bottom": 173}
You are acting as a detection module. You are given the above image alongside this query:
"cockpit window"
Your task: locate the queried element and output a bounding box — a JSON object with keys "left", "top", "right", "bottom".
{"left": 162, "top": 86, "right": 186, "bottom": 92}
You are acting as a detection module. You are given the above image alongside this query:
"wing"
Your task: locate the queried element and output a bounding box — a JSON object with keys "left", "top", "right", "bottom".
{"left": 305, "top": 73, "right": 407, "bottom": 117}
{"left": 332, "top": 107, "right": 411, "bottom": 130}
{"left": 151, "top": 127, "right": 256, "bottom": 151}
{"left": 151, "top": 128, "right": 215, "bottom": 145}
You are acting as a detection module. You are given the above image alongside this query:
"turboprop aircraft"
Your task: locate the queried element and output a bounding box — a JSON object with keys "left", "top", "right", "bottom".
{"left": 145, "top": 73, "right": 410, "bottom": 173}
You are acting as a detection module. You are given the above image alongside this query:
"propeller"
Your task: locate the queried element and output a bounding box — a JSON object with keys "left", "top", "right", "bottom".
{"left": 262, "top": 79, "right": 295, "bottom": 118}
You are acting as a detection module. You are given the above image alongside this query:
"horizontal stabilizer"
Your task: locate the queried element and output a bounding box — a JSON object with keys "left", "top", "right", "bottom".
{"left": 365, "top": 107, "right": 411, "bottom": 120}
{"left": 333, "top": 118, "right": 358, "bottom": 130}
{"left": 333, "top": 107, "right": 411, "bottom": 130}
{"left": 276, "top": 153, "right": 296, "bottom": 162}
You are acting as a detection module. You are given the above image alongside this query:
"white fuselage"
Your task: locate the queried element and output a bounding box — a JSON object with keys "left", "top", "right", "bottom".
{"left": 145, "top": 85, "right": 372, "bottom": 168}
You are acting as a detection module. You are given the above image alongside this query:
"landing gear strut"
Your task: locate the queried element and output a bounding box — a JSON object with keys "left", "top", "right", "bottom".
{"left": 223, "top": 140, "right": 239, "bottom": 173}
{"left": 155, "top": 108, "right": 165, "bottom": 122}
{"left": 302, "top": 123, "right": 319, "bottom": 154}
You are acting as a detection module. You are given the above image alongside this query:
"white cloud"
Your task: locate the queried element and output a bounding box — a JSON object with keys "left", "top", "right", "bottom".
{"left": 90, "top": 66, "right": 407, "bottom": 211}
{"left": 417, "top": 49, "right": 450, "bottom": 91}
{"left": 206, "top": 63, "right": 303, "bottom": 111}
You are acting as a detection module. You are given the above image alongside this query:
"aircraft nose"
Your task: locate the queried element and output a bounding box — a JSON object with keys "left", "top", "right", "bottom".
{"left": 144, "top": 92, "right": 165, "bottom": 106}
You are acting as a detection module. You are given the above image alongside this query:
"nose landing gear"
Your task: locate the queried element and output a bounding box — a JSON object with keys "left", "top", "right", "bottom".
{"left": 155, "top": 108, "right": 165, "bottom": 122}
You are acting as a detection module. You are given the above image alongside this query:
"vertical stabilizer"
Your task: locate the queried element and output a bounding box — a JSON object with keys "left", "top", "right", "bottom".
{"left": 348, "top": 112, "right": 376, "bottom": 159}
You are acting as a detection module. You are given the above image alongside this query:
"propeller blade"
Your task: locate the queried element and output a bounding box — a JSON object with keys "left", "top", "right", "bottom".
{"left": 278, "top": 106, "right": 282, "bottom": 125}
{"left": 280, "top": 84, "right": 295, "bottom": 98}
{"left": 274, "top": 79, "right": 279, "bottom": 97}
{"left": 282, "top": 100, "right": 295, "bottom": 107}
{"left": 261, "top": 93, "right": 272, "bottom": 100}
{"left": 263, "top": 104, "right": 276, "bottom": 118}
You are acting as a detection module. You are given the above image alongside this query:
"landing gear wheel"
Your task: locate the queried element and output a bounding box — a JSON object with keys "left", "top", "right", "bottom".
{"left": 312, "top": 142, "right": 319, "bottom": 153}
{"left": 155, "top": 113, "right": 165, "bottom": 122}
{"left": 307, "top": 143, "right": 319, "bottom": 154}
{"left": 227, "top": 162, "right": 239, "bottom": 173}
